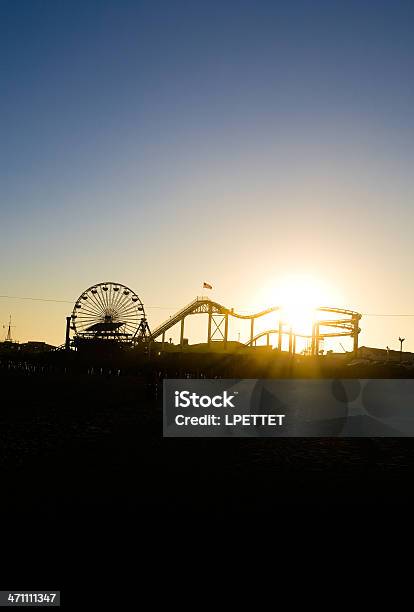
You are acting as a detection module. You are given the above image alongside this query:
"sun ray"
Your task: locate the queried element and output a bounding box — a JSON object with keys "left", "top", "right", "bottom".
{"left": 261, "top": 275, "right": 341, "bottom": 344}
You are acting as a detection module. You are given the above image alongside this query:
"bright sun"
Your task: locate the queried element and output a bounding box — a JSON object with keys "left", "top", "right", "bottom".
{"left": 267, "top": 275, "right": 337, "bottom": 335}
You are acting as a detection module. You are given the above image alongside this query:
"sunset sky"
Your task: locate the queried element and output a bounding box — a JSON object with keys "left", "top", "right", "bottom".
{"left": 2, "top": 0, "right": 414, "bottom": 350}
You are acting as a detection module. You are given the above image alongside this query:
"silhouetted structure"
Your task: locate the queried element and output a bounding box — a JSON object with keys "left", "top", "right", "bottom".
{"left": 399, "top": 336, "right": 406, "bottom": 361}
{"left": 3, "top": 315, "right": 15, "bottom": 343}
{"left": 68, "top": 282, "right": 152, "bottom": 352}
{"left": 150, "top": 296, "right": 362, "bottom": 356}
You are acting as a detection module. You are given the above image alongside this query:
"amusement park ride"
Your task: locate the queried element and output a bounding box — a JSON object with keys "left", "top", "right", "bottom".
{"left": 65, "top": 281, "right": 362, "bottom": 356}
{"left": 67, "top": 282, "right": 152, "bottom": 350}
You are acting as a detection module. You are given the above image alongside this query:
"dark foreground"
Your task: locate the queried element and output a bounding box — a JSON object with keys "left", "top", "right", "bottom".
{"left": 2, "top": 369, "right": 414, "bottom": 515}
{"left": 2, "top": 367, "right": 414, "bottom": 593}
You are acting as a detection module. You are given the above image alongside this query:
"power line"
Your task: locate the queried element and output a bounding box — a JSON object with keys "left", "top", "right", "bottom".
{"left": 0, "top": 294, "right": 72, "bottom": 303}
{"left": 2, "top": 293, "right": 414, "bottom": 316}
{"left": 0, "top": 295, "right": 73, "bottom": 304}
{"left": 363, "top": 313, "right": 414, "bottom": 317}
{"left": 0, "top": 294, "right": 176, "bottom": 309}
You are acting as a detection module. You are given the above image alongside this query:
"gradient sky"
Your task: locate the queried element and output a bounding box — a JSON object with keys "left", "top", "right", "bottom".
{"left": 2, "top": 0, "right": 414, "bottom": 350}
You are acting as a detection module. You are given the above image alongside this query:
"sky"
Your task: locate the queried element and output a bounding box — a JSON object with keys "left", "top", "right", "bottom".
{"left": 1, "top": 0, "right": 414, "bottom": 350}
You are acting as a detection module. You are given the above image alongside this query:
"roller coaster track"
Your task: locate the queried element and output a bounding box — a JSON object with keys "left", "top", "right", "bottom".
{"left": 246, "top": 327, "right": 357, "bottom": 347}
{"left": 150, "top": 296, "right": 280, "bottom": 340}
{"left": 150, "top": 296, "right": 362, "bottom": 355}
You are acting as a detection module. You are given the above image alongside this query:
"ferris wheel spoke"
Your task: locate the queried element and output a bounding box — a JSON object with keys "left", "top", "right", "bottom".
{"left": 116, "top": 308, "right": 140, "bottom": 322}
{"left": 117, "top": 303, "right": 141, "bottom": 317}
{"left": 114, "top": 291, "right": 135, "bottom": 312}
{"left": 73, "top": 311, "right": 103, "bottom": 323}
{"left": 75, "top": 311, "right": 102, "bottom": 321}
{"left": 101, "top": 284, "right": 110, "bottom": 311}
{"left": 87, "top": 291, "right": 106, "bottom": 317}
{"left": 93, "top": 288, "right": 108, "bottom": 314}
{"left": 117, "top": 294, "right": 139, "bottom": 308}
{"left": 76, "top": 312, "right": 103, "bottom": 322}
{"left": 116, "top": 291, "right": 138, "bottom": 314}
{"left": 98, "top": 283, "right": 109, "bottom": 311}
{"left": 75, "top": 300, "right": 104, "bottom": 315}
{"left": 75, "top": 316, "right": 102, "bottom": 328}
{"left": 119, "top": 310, "right": 140, "bottom": 323}
{"left": 107, "top": 282, "right": 114, "bottom": 310}
{"left": 80, "top": 290, "right": 106, "bottom": 314}
{"left": 111, "top": 287, "right": 126, "bottom": 312}
{"left": 111, "top": 296, "right": 129, "bottom": 316}
{"left": 75, "top": 305, "right": 104, "bottom": 319}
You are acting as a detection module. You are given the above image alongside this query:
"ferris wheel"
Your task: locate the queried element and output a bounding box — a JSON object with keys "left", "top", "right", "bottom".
{"left": 71, "top": 282, "right": 150, "bottom": 341}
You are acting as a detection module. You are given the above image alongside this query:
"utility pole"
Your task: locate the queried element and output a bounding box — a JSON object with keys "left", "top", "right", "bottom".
{"left": 398, "top": 337, "right": 405, "bottom": 361}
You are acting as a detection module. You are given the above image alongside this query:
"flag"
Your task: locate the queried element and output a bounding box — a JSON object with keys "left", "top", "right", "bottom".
{"left": 203, "top": 282, "right": 213, "bottom": 290}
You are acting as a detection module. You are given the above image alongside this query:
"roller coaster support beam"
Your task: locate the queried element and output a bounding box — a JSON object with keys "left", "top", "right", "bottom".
{"left": 292, "top": 334, "right": 296, "bottom": 356}
{"left": 162, "top": 331, "right": 165, "bottom": 351}
{"left": 250, "top": 319, "right": 254, "bottom": 345}
{"left": 180, "top": 318, "right": 185, "bottom": 348}
{"left": 278, "top": 320, "right": 283, "bottom": 351}
{"left": 315, "top": 322, "right": 320, "bottom": 356}
{"left": 224, "top": 313, "right": 229, "bottom": 349}
{"left": 353, "top": 316, "right": 359, "bottom": 356}
{"left": 288, "top": 327, "right": 293, "bottom": 355}
{"left": 207, "top": 303, "right": 212, "bottom": 346}
{"left": 311, "top": 323, "right": 316, "bottom": 355}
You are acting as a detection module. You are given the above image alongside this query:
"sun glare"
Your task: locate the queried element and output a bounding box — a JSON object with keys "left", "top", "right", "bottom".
{"left": 267, "top": 275, "right": 337, "bottom": 336}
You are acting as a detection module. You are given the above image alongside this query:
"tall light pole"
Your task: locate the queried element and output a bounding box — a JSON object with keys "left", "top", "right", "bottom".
{"left": 399, "top": 337, "right": 405, "bottom": 361}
